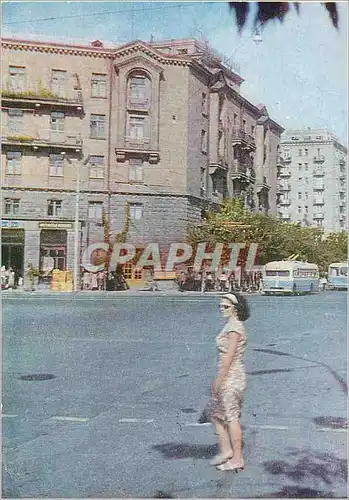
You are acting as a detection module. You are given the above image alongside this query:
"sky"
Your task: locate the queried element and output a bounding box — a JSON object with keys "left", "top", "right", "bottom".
{"left": 2, "top": 1, "right": 348, "bottom": 144}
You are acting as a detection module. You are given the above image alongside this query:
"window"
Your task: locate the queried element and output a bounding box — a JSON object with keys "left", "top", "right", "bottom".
{"left": 304, "top": 135, "right": 311, "bottom": 140}
{"left": 128, "top": 74, "right": 151, "bottom": 106}
{"left": 177, "top": 48, "right": 188, "bottom": 54}
{"left": 7, "top": 109, "right": 24, "bottom": 133}
{"left": 251, "top": 125, "right": 255, "bottom": 135}
{"left": 90, "top": 114, "right": 105, "bottom": 139}
{"left": 305, "top": 163, "right": 308, "bottom": 171}
{"left": 201, "top": 92, "right": 208, "bottom": 115}
{"left": 233, "top": 114, "right": 238, "bottom": 126}
{"left": 305, "top": 192, "right": 308, "bottom": 199}
{"left": 305, "top": 148, "right": 308, "bottom": 156}
{"left": 5, "top": 198, "right": 20, "bottom": 215}
{"left": 298, "top": 149, "right": 302, "bottom": 156}
{"left": 8, "top": 66, "right": 25, "bottom": 92}
{"left": 305, "top": 177, "right": 309, "bottom": 184}
{"left": 298, "top": 164, "right": 302, "bottom": 171}
{"left": 91, "top": 73, "right": 107, "bottom": 97}
{"left": 266, "top": 270, "right": 290, "bottom": 277}
{"left": 129, "top": 203, "right": 143, "bottom": 220}
{"left": 305, "top": 206, "right": 308, "bottom": 214}
{"left": 6, "top": 152, "right": 21, "bottom": 174}
{"left": 201, "top": 129, "right": 207, "bottom": 153}
{"left": 128, "top": 158, "right": 144, "bottom": 183}
{"left": 88, "top": 201, "right": 103, "bottom": 219}
{"left": 49, "top": 153, "right": 64, "bottom": 176}
{"left": 50, "top": 111, "right": 65, "bottom": 137}
{"left": 298, "top": 192, "right": 302, "bottom": 199}
{"left": 51, "top": 70, "right": 66, "bottom": 97}
{"left": 129, "top": 116, "right": 145, "bottom": 141}
{"left": 316, "top": 136, "right": 323, "bottom": 140}
{"left": 47, "top": 199, "right": 62, "bottom": 217}
{"left": 298, "top": 177, "right": 302, "bottom": 181}
{"left": 242, "top": 119, "right": 246, "bottom": 131}
{"left": 291, "top": 137, "right": 299, "bottom": 141}
{"left": 89, "top": 156, "right": 104, "bottom": 178}
{"left": 298, "top": 206, "right": 302, "bottom": 214}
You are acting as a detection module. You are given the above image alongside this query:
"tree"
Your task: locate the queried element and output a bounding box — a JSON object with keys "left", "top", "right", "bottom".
{"left": 229, "top": 2, "right": 339, "bottom": 31}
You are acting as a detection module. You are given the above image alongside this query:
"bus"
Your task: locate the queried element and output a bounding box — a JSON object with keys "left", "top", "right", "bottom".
{"left": 327, "top": 262, "right": 348, "bottom": 290}
{"left": 262, "top": 260, "right": 319, "bottom": 295}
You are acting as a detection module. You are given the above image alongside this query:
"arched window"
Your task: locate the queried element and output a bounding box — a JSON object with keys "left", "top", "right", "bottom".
{"left": 127, "top": 71, "right": 151, "bottom": 109}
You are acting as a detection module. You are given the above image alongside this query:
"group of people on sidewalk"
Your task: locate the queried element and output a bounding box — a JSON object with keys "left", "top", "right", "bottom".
{"left": 1, "top": 266, "right": 22, "bottom": 290}
{"left": 176, "top": 268, "right": 263, "bottom": 293}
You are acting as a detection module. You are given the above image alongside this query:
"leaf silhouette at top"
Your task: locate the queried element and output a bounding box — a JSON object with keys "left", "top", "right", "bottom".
{"left": 229, "top": 2, "right": 339, "bottom": 31}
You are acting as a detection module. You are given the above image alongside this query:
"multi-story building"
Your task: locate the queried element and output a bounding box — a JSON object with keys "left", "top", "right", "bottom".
{"left": 277, "top": 129, "right": 347, "bottom": 232}
{"left": 1, "top": 36, "right": 283, "bottom": 286}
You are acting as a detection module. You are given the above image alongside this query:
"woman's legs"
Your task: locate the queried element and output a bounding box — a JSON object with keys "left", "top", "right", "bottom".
{"left": 212, "top": 419, "right": 233, "bottom": 456}
{"left": 227, "top": 419, "right": 243, "bottom": 463}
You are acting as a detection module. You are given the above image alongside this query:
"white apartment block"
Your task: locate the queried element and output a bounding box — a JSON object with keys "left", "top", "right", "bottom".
{"left": 277, "top": 128, "right": 347, "bottom": 232}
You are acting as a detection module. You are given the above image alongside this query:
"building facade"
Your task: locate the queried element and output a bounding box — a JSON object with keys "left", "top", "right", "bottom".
{"left": 277, "top": 129, "right": 347, "bottom": 232}
{"left": 1, "top": 36, "right": 283, "bottom": 285}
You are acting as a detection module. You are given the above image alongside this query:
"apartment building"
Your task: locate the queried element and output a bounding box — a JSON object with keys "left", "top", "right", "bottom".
{"left": 1, "top": 36, "right": 283, "bottom": 285}
{"left": 277, "top": 129, "right": 347, "bottom": 232}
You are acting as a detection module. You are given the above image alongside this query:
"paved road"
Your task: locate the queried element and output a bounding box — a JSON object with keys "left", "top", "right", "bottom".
{"left": 2, "top": 292, "right": 347, "bottom": 498}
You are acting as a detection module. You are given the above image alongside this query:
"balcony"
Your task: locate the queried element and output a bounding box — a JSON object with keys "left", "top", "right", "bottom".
{"left": 339, "top": 185, "right": 346, "bottom": 193}
{"left": 313, "top": 154, "right": 325, "bottom": 163}
{"left": 339, "top": 214, "right": 346, "bottom": 221}
{"left": 231, "top": 127, "right": 256, "bottom": 150}
{"left": 276, "top": 155, "right": 284, "bottom": 167}
{"left": 231, "top": 160, "right": 254, "bottom": 182}
{"left": 279, "top": 197, "right": 291, "bottom": 206}
{"left": 127, "top": 97, "right": 150, "bottom": 111}
{"left": 283, "top": 156, "right": 292, "bottom": 164}
{"left": 339, "top": 170, "right": 346, "bottom": 179}
{"left": 313, "top": 167, "right": 325, "bottom": 176}
{"left": 339, "top": 158, "right": 346, "bottom": 166}
{"left": 280, "top": 168, "right": 291, "bottom": 177}
{"left": 2, "top": 127, "right": 82, "bottom": 151}
{"left": 313, "top": 197, "right": 325, "bottom": 205}
{"left": 124, "top": 136, "right": 151, "bottom": 150}
{"left": 281, "top": 212, "right": 291, "bottom": 220}
{"left": 313, "top": 212, "right": 324, "bottom": 219}
{"left": 279, "top": 183, "right": 291, "bottom": 191}
{"left": 1, "top": 87, "right": 83, "bottom": 110}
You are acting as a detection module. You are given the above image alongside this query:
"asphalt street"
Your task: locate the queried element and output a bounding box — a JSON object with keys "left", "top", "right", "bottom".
{"left": 2, "top": 292, "right": 347, "bottom": 498}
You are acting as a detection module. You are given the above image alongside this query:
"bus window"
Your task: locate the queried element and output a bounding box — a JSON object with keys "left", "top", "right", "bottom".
{"left": 266, "top": 270, "right": 290, "bottom": 277}
{"left": 330, "top": 267, "right": 338, "bottom": 276}
{"left": 340, "top": 267, "right": 347, "bottom": 276}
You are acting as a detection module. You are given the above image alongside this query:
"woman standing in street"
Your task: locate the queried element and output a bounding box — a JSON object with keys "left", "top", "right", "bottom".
{"left": 209, "top": 293, "right": 249, "bottom": 472}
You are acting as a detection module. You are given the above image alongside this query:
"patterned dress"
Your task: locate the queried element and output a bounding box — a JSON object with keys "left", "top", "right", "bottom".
{"left": 210, "top": 314, "right": 247, "bottom": 423}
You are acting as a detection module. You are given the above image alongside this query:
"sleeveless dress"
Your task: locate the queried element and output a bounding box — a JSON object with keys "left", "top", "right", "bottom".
{"left": 209, "top": 315, "right": 247, "bottom": 423}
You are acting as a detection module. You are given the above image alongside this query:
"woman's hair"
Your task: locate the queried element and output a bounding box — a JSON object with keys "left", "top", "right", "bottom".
{"left": 234, "top": 293, "right": 250, "bottom": 322}
{"left": 223, "top": 292, "right": 250, "bottom": 322}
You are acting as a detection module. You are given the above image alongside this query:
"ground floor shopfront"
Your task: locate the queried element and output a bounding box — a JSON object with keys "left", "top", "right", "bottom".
{"left": 1, "top": 219, "right": 77, "bottom": 288}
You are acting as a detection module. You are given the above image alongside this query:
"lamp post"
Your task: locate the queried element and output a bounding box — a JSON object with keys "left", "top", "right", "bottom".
{"left": 64, "top": 154, "right": 90, "bottom": 292}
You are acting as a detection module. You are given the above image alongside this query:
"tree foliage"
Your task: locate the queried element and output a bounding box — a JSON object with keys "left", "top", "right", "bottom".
{"left": 229, "top": 2, "right": 339, "bottom": 31}
{"left": 187, "top": 198, "right": 347, "bottom": 272}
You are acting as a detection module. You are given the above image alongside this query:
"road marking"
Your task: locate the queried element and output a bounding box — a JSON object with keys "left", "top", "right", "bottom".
{"left": 50, "top": 416, "right": 89, "bottom": 422}
{"left": 119, "top": 418, "right": 154, "bottom": 423}
{"left": 316, "top": 427, "right": 347, "bottom": 433}
{"left": 248, "top": 425, "right": 289, "bottom": 430}
{"left": 185, "top": 422, "right": 211, "bottom": 427}
{"left": 1, "top": 414, "right": 18, "bottom": 418}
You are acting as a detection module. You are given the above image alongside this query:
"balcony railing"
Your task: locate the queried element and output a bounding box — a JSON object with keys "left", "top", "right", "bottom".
{"left": 280, "top": 198, "right": 291, "bottom": 205}
{"left": 313, "top": 154, "right": 325, "bottom": 163}
{"left": 313, "top": 212, "right": 324, "bottom": 219}
{"left": 313, "top": 198, "right": 325, "bottom": 205}
{"left": 281, "top": 212, "right": 291, "bottom": 219}
{"left": 127, "top": 97, "right": 150, "bottom": 110}
{"left": 231, "top": 127, "right": 256, "bottom": 149}
{"left": 339, "top": 158, "right": 346, "bottom": 166}
{"left": 231, "top": 161, "right": 254, "bottom": 182}
{"left": 2, "top": 127, "right": 82, "bottom": 149}
{"left": 125, "top": 136, "right": 151, "bottom": 149}
{"left": 283, "top": 156, "right": 292, "bottom": 164}
{"left": 1, "top": 87, "right": 83, "bottom": 107}
{"left": 279, "top": 183, "right": 291, "bottom": 191}
{"left": 313, "top": 167, "right": 325, "bottom": 176}
{"left": 339, "top": 185, "right": 346, "bottom": 193}
{"left": 280, "top": 168, "right": 291, "bottom": 177}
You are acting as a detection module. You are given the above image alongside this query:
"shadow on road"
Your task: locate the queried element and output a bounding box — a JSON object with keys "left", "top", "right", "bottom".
{"left": 262, "top": 449, "right": 347, "bottom": 497}
{"left": 257, "top": 486, "right": 334, "bottom": 498}
{"left": 153, "top": 442, "right": 218, "bottom": 459}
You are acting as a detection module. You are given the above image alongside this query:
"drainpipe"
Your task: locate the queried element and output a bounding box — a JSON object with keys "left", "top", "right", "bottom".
{"left": 107, "top": 57, "right": 114, "bottom": 225}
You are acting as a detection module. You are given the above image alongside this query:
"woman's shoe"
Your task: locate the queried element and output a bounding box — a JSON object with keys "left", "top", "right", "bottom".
{"left": 209, "top": 452, "right": 234, "bottom": 466}
{"left": 216, "top": 459, "right": 244, "bottom": 472}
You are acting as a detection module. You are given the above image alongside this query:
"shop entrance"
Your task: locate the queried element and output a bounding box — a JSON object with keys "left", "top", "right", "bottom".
{"left": 1, "top": 229, "right": 25, "bottom": 283}
{"left": 39, "top": 230, "right": 67, "bottom": 282}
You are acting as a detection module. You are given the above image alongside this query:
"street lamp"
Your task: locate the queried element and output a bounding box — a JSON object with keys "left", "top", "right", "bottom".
{"left": 64, "top": 153, "right": 90, "bottom": 292}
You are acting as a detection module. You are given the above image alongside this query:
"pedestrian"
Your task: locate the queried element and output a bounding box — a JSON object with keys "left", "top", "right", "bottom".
{"left": 319, "top": 275, "right": 327, "bottom": 292}
{"left": 220, "top": 271, "right": 228, "bottom": 292}
{"left": 208, "top": 292, "right": 249, "bottom": 472}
